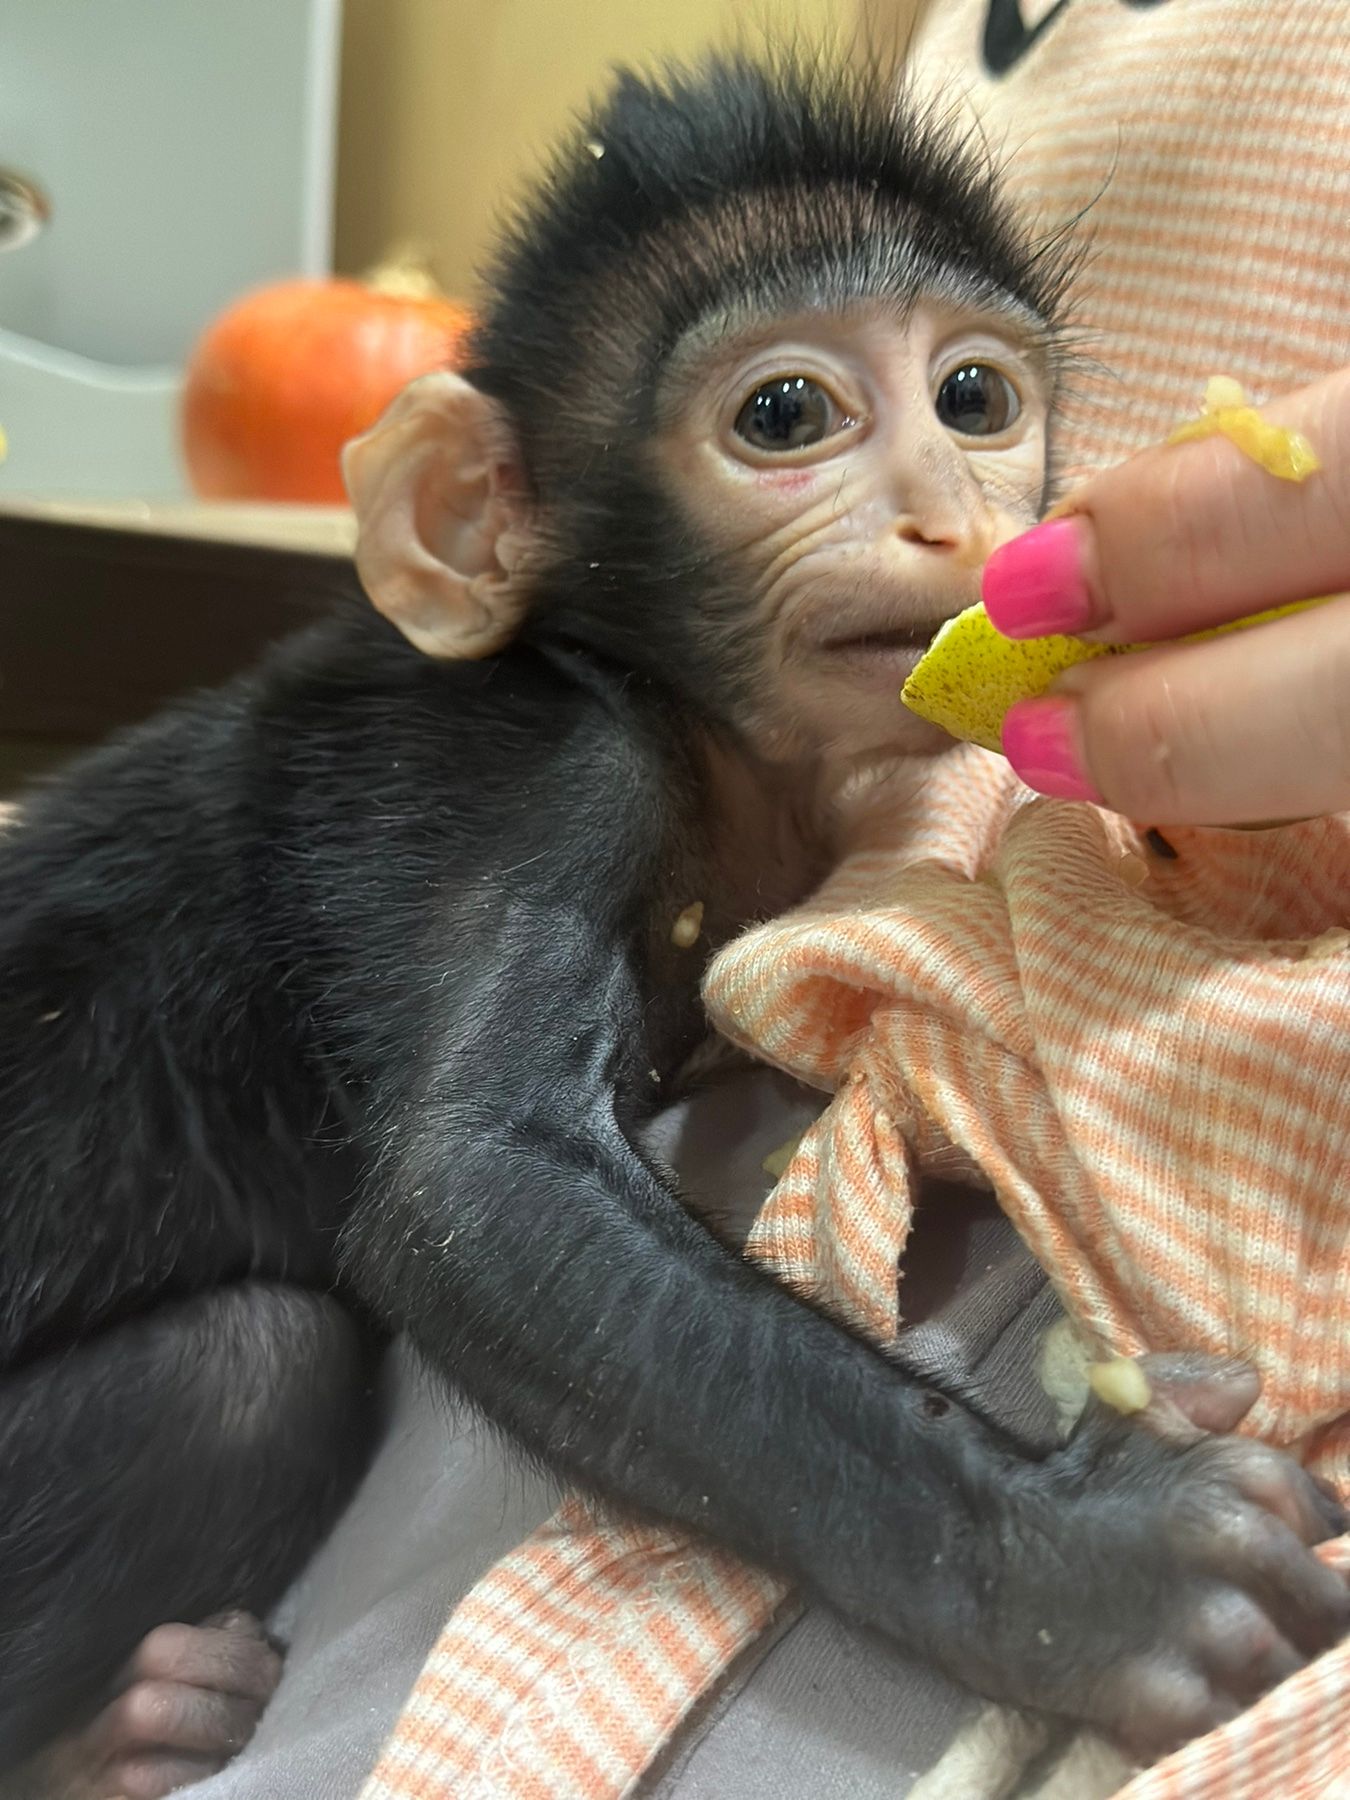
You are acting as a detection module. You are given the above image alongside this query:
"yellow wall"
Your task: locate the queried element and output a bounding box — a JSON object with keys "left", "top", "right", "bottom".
{"left": 334, "top": 0, "right": 930, "bottom": 301}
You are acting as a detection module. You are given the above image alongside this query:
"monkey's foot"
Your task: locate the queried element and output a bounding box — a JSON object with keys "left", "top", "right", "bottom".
{"left": 12, "top": 1611, "right": 282, "bottom": 1800}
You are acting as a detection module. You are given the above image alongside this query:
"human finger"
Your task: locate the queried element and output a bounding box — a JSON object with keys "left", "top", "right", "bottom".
{"left": 1000, "top": 595, "right": 1350, "bottom": 823}
{"left": 982, "top": 368, "right": 1350, "bottom": 645}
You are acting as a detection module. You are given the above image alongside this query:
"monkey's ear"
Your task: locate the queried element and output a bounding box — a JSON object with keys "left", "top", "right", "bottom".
{"left": 341, "top": 372, "right": 532, "bottom": 659}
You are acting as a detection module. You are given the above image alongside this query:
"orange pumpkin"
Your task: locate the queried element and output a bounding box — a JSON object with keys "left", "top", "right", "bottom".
{"left": 181, "top": 263, "right": 473, "bottom": 504}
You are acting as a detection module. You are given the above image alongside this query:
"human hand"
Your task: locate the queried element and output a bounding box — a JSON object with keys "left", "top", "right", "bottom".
{"left": 983, "top": 369, "right": 1350, "bottom": 826}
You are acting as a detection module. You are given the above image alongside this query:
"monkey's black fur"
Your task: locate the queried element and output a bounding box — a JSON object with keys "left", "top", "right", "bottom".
{"left": 0, "top": 55, "right": 1339, "bottom": 1779}
{"left": 473, "top": 56, "right": 1071, "bottom": 434}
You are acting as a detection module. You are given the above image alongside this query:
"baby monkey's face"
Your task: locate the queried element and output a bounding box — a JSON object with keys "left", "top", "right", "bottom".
{"left": 657, "top": 298, "right": 1052, "bottom": 764}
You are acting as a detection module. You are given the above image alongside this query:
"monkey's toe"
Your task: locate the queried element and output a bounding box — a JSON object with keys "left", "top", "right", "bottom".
{"left": 123, "top": 1611, "right": 284, "bottom": 1712}
{"left": 11, "top": 1612, "right": 282, "bottom": 1799}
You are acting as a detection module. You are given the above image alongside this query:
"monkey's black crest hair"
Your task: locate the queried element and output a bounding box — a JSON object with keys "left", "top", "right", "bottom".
{"left": 468, "top": 53, "right": 1075, "bottom": 486}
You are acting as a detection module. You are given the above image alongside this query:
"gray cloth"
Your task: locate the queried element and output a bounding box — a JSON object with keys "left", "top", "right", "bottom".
{"left": 193, "top": 1355, "right": 558, "bottom": 1799}
{"left": 197, "top": 1069, "right": 1060, "bottom": 1799}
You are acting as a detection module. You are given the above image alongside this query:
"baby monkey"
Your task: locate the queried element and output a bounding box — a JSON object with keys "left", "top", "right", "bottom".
{"left": 0, "top": 55, "right": 1345, "bottom": 1799}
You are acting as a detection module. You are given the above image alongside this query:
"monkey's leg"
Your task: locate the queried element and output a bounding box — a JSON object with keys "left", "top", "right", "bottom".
{"left": 0, "top": 1283, "right": 380, "bottom": 1787}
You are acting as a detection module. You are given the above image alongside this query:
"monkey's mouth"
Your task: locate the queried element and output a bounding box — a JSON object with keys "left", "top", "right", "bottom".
{"left": 824, "top": 628, "right": 931, "bottom": 654}
{"left": 817, "top": 626, "right": 937, "bottom": 671}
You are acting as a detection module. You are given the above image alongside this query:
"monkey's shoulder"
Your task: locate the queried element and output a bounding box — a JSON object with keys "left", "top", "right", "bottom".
{"left": 256, "top": 607, "right": 702, "bottom": 863}
{"left": 0, "top": 603, "right": 704, "bottom": 941}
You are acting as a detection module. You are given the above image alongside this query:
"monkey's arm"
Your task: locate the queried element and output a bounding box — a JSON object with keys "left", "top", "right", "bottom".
{"left": 333, "top": 883, "right": 1348, "bottom": 1764}
{"left": 339, "top": 915, "right": 1006, "bottom": 1632}
{"left": 310, "top": 654, "right": 1010, "bottom": 1637}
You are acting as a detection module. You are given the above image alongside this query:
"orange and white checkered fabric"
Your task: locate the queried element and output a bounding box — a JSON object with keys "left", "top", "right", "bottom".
{"left": 363, "top": 746, "right": 1350, "bottom": 1800}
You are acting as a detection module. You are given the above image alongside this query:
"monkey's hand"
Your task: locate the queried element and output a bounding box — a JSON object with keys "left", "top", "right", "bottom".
{"left": 943, "top": 1353, "right": 1348, "bottom": 1762}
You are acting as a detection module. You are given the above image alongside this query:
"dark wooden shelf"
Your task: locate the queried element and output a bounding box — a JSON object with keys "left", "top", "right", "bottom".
{"left": 0, "top": 510, "right": 350, "bottom": 753}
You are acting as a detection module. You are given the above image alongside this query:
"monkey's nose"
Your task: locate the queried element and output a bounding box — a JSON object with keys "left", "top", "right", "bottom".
{"left": 894, "top": 515, "right": 993, "bottom": 568}
{"left": 896, "top": 521, "right": 961, "bottom": 551}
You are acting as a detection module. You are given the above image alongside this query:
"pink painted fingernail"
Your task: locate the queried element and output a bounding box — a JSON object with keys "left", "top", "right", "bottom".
{"left": 1002, "top": 697, "right": 1103, "bottom": 803}
{"left": 983, "top": 518, "right": 1095, "bottom": 637}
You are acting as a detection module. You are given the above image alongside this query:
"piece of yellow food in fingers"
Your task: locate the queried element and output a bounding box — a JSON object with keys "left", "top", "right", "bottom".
{"left": 902, "top": 608, "right": 1113, "bottom": 752}
{"left": 901, "top": 380, "right": 1328, "bottom": 753}
{"left": 902, "top": 597, "right": 1329, "bottom": 753}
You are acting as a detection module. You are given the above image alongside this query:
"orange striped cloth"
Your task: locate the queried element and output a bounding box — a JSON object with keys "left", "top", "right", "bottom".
{"left": 909, "top": 0, "right": 1350, "bottom": 490}
{"left": 362, "top": 746, "right": 1350, "bottom": 1800}
{"left": 362, "top": 3, "right": 1350, "bottom": 1794}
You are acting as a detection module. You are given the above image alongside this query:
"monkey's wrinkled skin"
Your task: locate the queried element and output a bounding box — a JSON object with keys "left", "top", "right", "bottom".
{"left": 0, "top": 59, "right": 1343, "bottom": 1790}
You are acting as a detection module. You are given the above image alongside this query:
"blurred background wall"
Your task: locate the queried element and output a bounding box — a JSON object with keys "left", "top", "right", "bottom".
{"left": 334, "top": 0, "right": 930, "bottom": 300}
{"left": 0, "top": 0, "right": 930, "bottom": 502}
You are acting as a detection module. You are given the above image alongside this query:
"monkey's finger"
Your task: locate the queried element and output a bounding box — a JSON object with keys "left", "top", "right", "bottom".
{"left": 1190, "top": 1593, "right": 1305, "bottom": 1702}
{"left": 94, "top": 1678, "right": 263, "bottom": 1759}
{"left": 1132, "top": 1352, "right": 1259, "bottom": 1439}
{"left": 126, "top": 1619, "right": 283, "bottom": 1705}
{"left": 983, "top": 366, "right": 1350, "bottom": 646}
{"left": 1004, "top": 594, "right": 1350, "bottom": 826}
{"left": 1192, "top": 1511, "right": 1350, "bottom": 1655}
{"left": 1219, "top": 1443, "right": 1350, "bottom": 1545}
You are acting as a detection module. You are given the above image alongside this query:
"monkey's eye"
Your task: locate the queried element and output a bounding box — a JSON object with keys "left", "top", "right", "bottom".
{"left": 734, "top": 377, "right": 841, "bottom": 452}
{"left": 934, "top": 364, "right": 1021, "bottom": 438}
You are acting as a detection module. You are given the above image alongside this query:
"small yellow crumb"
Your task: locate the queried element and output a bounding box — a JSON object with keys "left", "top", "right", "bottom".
{"left": 762, "top": 1133, "right": 804, "bottom": 1181}
{"left": 671, "top": 900, "right": 704, "bottom": 949}
{"left": 1167, "top": 376, "right": 1322, "bottom": 481}
{"left": 1115, "top": 852, "right": 1150, "bottom": 890}
{"left": 1202, "top": 375, "right": 1248, "bottom": 412}
{"left": 1301, "top": 927, "right": 1350, "bottom": 962}
{"left": 1087, "top": 1357, "right": 1153, "bottom": 1415}
{"left": 585, "top": 140, "right": 606, "bottom": 159}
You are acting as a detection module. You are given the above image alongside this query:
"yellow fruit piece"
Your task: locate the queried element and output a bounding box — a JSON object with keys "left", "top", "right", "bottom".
{"left": 902, "top": 598, "right": 1328, "bottom": 753}
{"left": 1168, "top": 410, "right": 1321, "bottom": 480}
{"left": 902, "top": 607, "right": 1116, "bottom": 752}
{"left": 1087, "top": 1357, "right": 1152, "bottom": 1415}
{"left": 1166, "top": 376, "right": 1322, "bottom": 481}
